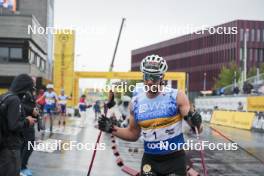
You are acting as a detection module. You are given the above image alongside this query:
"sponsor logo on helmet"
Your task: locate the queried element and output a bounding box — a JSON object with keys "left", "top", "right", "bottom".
{"left": 145, "top": 62, "right": 159, "bottom": 69}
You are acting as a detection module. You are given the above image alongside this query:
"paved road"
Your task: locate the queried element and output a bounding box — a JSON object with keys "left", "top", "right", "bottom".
{"left": 28, "top": 110, "right": 264, "bottom": 176}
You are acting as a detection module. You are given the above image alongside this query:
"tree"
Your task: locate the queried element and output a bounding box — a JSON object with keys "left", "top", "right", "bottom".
{"left": 247, "top": 63, "right": 264, "bottom": 79}
{"left": 214, "top": 62, "right": 241, "bottom": 89}
{"left": 247, "top": 66, "right": 257, "bottom": 78}
{"left": 259, "top": 63, "right": 264, "bottom": 73}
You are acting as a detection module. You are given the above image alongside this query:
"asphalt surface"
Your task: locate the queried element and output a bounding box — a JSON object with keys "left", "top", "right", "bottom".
{"left": 28, "top": 109, "right": 264, "bottom": 176}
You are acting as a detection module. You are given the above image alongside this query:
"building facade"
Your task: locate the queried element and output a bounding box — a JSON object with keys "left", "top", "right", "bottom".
{"left": 131, "top": 20, "right": 264, "bottom": 95}
{"left": 0, "top": 0, "right": 54, "bottom": 91}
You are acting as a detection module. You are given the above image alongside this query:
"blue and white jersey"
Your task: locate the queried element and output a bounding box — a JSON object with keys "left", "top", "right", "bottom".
{"left": 58, "top": 95, "right": 68, "bottom": 105}
{"left": 131, "top": 87, "right": 184, "bottom": 155}
{"left": 44, "top": 92, "right": 57, "bottom": 106}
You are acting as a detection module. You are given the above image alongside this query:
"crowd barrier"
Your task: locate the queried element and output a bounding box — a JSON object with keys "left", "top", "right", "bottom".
{"left": 247, "top": 97, "right": 264, "bottom": 112}
{"left": 197, "top": 109, "right": 264, "bottom": 131}
{"left": 195, "top": 96, "right": 264, "bottom": 112}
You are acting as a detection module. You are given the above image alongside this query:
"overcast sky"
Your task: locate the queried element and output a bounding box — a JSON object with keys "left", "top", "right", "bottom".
{"left": 54, "top": 0, "right": 264, "bottom": 88}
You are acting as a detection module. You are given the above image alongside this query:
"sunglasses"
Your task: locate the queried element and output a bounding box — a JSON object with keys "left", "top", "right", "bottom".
{"left": 143, "top": 74, "right": 162, "bottom": 82}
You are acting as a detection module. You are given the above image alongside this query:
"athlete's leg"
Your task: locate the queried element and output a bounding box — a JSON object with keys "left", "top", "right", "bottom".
{"left": 61, "top": 105, "right": 66, "bottom": 126}
{"left": 141, "top": 154, "right": 158, "bottom": 176}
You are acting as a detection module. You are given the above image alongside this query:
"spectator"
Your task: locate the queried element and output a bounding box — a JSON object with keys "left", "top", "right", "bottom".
{"left": 243, "top": 81, "right": 253, "bottom": 94}
{"left": 0, "top": 74, "right": 36, "bottom": 176}
{"left": 233, "top": 86, "right": 240, "bottom": 95}
{"left": 93, "top": 100, "right": 101, "bottom": 121}
{"left": 20, "top": 87, "right": 39, "bottom": 176}
{"left": 79, "top": 94, "right": 89, "bottom": 127}
{"left": 237, "top": 102, "right": 244, "bottom": 111}
{"left": 36, "top": 89, "right": 45, "bottom": 112}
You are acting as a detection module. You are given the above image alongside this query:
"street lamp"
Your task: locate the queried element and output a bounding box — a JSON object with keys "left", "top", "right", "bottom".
{"left": 234, "top": 71, "right": 237, "bottom": 88}
{"left": 243, "top": 29, "right": 249, "bottom": 82}
{"left": 203, "top": 72, "right": 207, "bottom": 91}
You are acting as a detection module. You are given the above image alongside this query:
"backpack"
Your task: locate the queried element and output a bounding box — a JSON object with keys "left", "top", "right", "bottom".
{"left": 0, "top": 92, "right": 14, "bottom": 149}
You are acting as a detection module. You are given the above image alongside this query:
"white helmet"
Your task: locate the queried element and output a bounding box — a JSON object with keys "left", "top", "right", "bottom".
{"left": 140, "top": 54, "right": 168, "bottom": 75}
{"left": 46, "top": 84, "right": 54, "bottom": 89}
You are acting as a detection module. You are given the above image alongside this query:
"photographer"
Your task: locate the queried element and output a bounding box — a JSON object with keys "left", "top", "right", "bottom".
{"left": 20, "top": 89, "right": 39, "bottom": 176}
{"left": 0, "top": 74, "right": 36, "bottom": 176}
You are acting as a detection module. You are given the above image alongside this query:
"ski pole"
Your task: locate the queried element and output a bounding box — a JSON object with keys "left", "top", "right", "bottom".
{"left": 195, "top": 127, "right": 208, "bottom": 176}
{"left": 87, "top": 130, "right": 102, "bottom": 176}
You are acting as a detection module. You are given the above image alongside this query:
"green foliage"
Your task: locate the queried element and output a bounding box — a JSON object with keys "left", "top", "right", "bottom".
{"left": 214, "top": 62, "right": 241, "bottom": 89}
{"left": 247, "top": 63, "right": 264, "bottom": 78}
{"left": 247, "top": 66, "right": 257, "bottom": 78}
{"left": 258, "top": 63, "right": 264, "bottom": 74}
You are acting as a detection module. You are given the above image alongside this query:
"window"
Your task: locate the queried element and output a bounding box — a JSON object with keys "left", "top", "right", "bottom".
{"left": 36, "top": 55, "right": 41, "bottom": 68}
{"left": 40, "top": 59, "right": 46, "bottom": 72}
{"left": 0, "top": 47, "right": 9, "bottom": 61}
{"left": 245, "top": 29, "right": 249, "bottom": 41}
{"left": 262, "top": 29, "right": 264, "bottom": 42}
{"left": 255, "top": 49, "right": 258, "bottom": 62}
{"left": 250, "top": 49, "right": 253, "bottom": 61}
{"left": 10, "top": 48, "right": 22, "bottom": 59}
{"left": 257, "top": 49, "right": 261, "bottom": 62}
{"left": 240, "top": 29, "right": 244, "bottom": 42}
{"left": 240, "top": 48, "right": 243, "bottom": 61}
{"left": 256, "top": 29, "right": 260, "bottom": 42}
{"left": 29, "top": 50, "right": 35, "bottom": 64}
{"left": 261, "top": 49, "right": 264, "bottom": 62}
{"left": 251, "top": 29, "right": 255, "bottom": 42}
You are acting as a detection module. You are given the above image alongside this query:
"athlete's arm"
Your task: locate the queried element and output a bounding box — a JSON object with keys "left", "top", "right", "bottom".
{"left": 112, "top": 105, "right": 141, "bottom": 142}
{"left": 177, "top": 90, "right": 203, "bottom": 133}
{"left": 176, "top": 90, "right": 190, "bottom": 117}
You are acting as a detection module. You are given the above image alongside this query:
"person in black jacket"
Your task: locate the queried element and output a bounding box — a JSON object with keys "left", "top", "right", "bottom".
{"left": 0, "top": 74, "right": 36, "bottom": 176}
{"left": 20, "top": 90, "right": 39, "bottom": 176}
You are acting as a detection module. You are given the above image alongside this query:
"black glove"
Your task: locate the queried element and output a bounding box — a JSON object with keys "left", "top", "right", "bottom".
{"left": 98, "top": 115, "right": 115, "bottom": 133}
{"left": 184, "top": 111, "right": 202, "bottom": 128}
{"left": 190, "top": 111, "right": 202, "bottom": 128}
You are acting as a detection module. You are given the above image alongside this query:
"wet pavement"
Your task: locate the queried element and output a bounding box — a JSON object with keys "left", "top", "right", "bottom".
{"left": 28, "top": 110, "right": 264, "bottom": 176}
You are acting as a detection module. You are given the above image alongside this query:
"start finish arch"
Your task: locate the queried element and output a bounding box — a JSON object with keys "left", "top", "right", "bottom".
{"left": 72, "top": 71, "right": 186, "bottom": 105}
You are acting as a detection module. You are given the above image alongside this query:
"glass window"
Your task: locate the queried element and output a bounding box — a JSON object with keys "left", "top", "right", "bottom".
{"left": 240, "top": 29, "right": 244, "bottom": 42}
{"left": 240, "top": 48, "right": 244, "bottom": 60}
{"left": 262, "top": 29, "right": 264, "bottom": 42}
{"left": 245, "top": 29, "right": 250, "bottom": 41}
{"left": 257, "top": 29, "right": 260, "bottom": 42}
{"left": 261, "top": 49, "right": 264, "bottom": 62}
{"left": 41, "top": 59, "right": 46, "bottom": 72}
{"left": 36, "top": 56, "right": 40, "bottom": 67}
{"left": 28, "top": 49, "right": 31, "bottom": 61}
{"left": 30, "top": 51, "right": 35, "bottom": 63}
{"left": 0, "top": 47, "right": 9, "bottom": 61}
{"left": 255, "top": 49, "right": 258, "bottom": 62}
{"left": 257, "top": 49, "right": 261, "bottom": 62}
{"left": 249, "top": 49, "right": 253, "bottom": 61}
{"left": 251, "top": 29, "right": 255, "bottom": 42}
{"left": 10, "top": 48, "right": 22, "bottom": 59}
